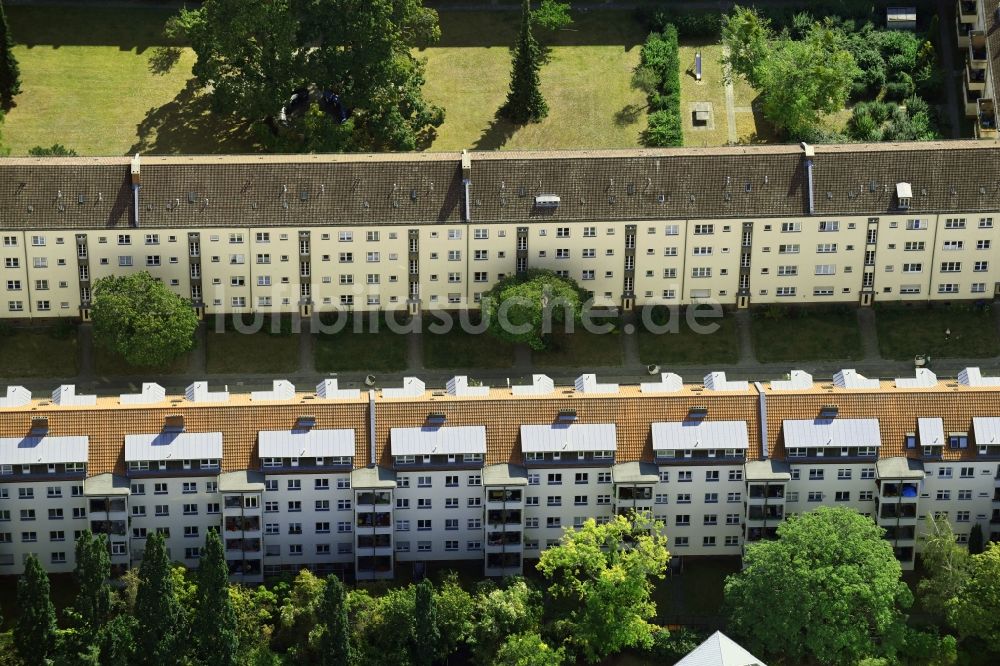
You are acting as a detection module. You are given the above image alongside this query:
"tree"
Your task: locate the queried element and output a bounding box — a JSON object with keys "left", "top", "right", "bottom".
{"left": 317, "top": 575, "right": 350, "bottom": 666}
{"left": 274, "top": 568, "right": 326, "bottom": 656}
{"left": 918, "top": 516, "right": 970, "bottom": 620}
{"left": 28, "top": 144, "right": 77, "bottom": 156}
{"left": 947, "top": 542, "right": 1000, "bottom": 645}
{"left": 532, "top": 0, "right": 572, "bottom": 34}
{"left": 412, "top": 579, "right": 440, "bottom": 666}
{"left": 0, "top": 0, "right": 20, "bottom": 108}
{"left": 133, "top": 532, "right": 185, "bottom": 665}
{"left": 91, "top": 272, "right": 198, "bottom": 367}
{"left": 433, "top": 574, "right": 474, "bottom": 661}
{"left": 469, "top": 580, "right": 541, "bottom": 665}
{"left": 352, "top": 587, "right": 416, "bottom": 666}
{"left": 193, "top": 531, "right": 238, "bottom": 666}
{"left": 481, "top": 269, "right": 584, "bottom": 351}
{"left": 725, "top": 507, "right": 911, "bottom": 665}
{"left": 501, "top": 0, "right": 547, "bottom": 123}
{"left": 536, "top": 513, "right": 671, "bottom": 663}
{"left": 14, "top": 554, "right": 57, "bottom": 666}
{"left": 73, "top": 531, "right": 113, "bottom": 640}
{"left": 495, "top": 632, "right": 565, "bottom": 666}
{"left": 968, "top": 523, "right": 985, "bottom": 555}
{"left": 720, "top": 5, "right": 771, "bottom": 88}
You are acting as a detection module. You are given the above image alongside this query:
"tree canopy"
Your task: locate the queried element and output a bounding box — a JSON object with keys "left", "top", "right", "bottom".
{"left": 0, "top": 0, "right": 21, "bottom": 109}
{"left": 501, "top": 0, "right": 548, "bottom": 123}
{"left": 133, "top": 532, "right": 185, "bottom": 665}
{"left": 317, "top": 575, "right": 350, "bottom": 666}
{"left": 15, "top": 554, "right": 57, "bottom": 666}
{"left": 91, "top": 272, "right": 198, "bottom": 367}
{"left": 537, "top": 513, "right": 671, "bottom": 663}
{"left": 193, "top": 530, "right": 239, "bottom": 666}
{"left": 725, "top": 507, "right": 911, "bottom": 665}
{"left": 172, "top": 0, "right": 444, "bottom": 151}
{"left": 72, "top": 530, "right": 113, "bottom": 639}
{"left": 28, "top": 144, "right": 78, "bottom": 156}
{"left": 481, "top": 269, "right": 585, "bottom": 350}
{"left": 947, "top": 542, "right": 1000, "bottom": 645}
{"left": 918, "top": 516, "right": 970, "bottom": 621}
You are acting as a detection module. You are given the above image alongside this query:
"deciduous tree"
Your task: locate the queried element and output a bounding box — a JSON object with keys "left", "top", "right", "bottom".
{"left": 91, "top": 272, "right": 198, "bottom": 367}
{"left": 0, "top": 1, "right": 21, "bottom": 108}
{"left": 469, "top": 579, "right": 541, "bottom": 664}
{"left": 918, "top": 516, "right": 970, "bottom": 620}
{"left": 14, "top": 554, "right": 57, "bottom": 666}
{"left": 495, "top": 632, "right": 565, "bottom": 666}
{"left": 725, "top": 507, "right": 911, "bottom": 665}
{"left": 532, "top": 0, "right": 572, "bottom": 34}
{"left": 947, "top": 542, "right": 1000, "bottom": 645}
{"left": 536, "top": 513, "right": 670, "bottom": 663}
{"left": 481, "top": 269, "right": 584, "bottom": 350}
{"left": 134, "top": 532, "right": 185, "bottom": 665}
{"left": 193, "top": 530, "right": 238, "bottom": 666}
{"left": 501, "top": 0, "right": 547, "bottom": 123}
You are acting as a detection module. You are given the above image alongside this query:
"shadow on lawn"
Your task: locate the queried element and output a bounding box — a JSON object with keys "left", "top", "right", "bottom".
{"left": 428, "top": 9, "right": 645, "bottom": 49}
{"left": 129, "top": 79, "right": 260, "bottom": 155}
{"left": 8, "top": 6, "right": 181, "bottom": 52}
{"left": 472, "top": 111, "right": 518, "bottom": 150}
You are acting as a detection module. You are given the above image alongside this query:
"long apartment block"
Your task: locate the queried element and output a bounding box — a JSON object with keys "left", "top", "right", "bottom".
{"left": 1, "top": 141, "right": 1000, "bottom": 320}
{"left": 956, "top": 0, "right": 1000, "bottom": 137}
{"left": 2, "top": 368, "right": 1000, "bottom": 581}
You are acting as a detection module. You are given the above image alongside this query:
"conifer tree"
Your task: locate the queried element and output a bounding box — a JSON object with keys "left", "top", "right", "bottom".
{"left": 968, "top": 523, "right": 985, "bottom": 555}
{"left": 0, "top": 1, "right": 21, "bottom": 108}
{"left": 134, "top": 532, "right": 184, "bottom": 665}
{"left": 193, "top": 530, "right": 238, "bottom": 666}
{"left": 318, "top": 575, "right": 351, "bottom": 666}
{"left": 501, "top": 0, "right": 547, "bottom": 123}
{"left": 15, "top": 554, "right": 57, "bottom": 666}
{"left": 412, "top": 579, "right": 441, "bottom": 666}
{"left": 73, "top": 530, "right": 113, "bottom": 639}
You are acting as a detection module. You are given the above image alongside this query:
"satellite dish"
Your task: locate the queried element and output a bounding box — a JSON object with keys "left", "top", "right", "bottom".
{"left": 647, "top": 365, "right": 660, "bottom": 375}
{"left": 364, "top": 375, "right": 376, "bottom": 387}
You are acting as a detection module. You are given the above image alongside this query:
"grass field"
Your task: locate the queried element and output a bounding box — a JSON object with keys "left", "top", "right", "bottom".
{"left": 0, "top": 327, "right": 77, "bottom": 377}
{"left": 637, "top": 310, "right": 740, "bottom": 366}
{"left": 314, "top": 319, "right": 410, "bottom": 373}
{"left": 752, "top": 309, "right": 864, "bottom": 363}
{"left": 205, "top": 330, "right": 299, "bottom": 375}
{"left": 533, "top": 328, "right": 623, "bottom": 367}
{"left": 421, "top": 10, "right": 648, "bottom": 150}
{"left": 422, "top": 319, "right": 515, "bottom": 369}
{"left": 92, "top": 341, "right": 193, "bottom": 376}
{"left": 876, "top": 304, "right": 1000, "bottom": 360}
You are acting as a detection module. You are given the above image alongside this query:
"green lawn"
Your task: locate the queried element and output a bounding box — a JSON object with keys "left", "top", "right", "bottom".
{"left": 533, "top": 328, "right": 623, "bottom": 367}
{"left": 422, "top": 318, "right": 515, "bottom": 369}
{"left": 205, "top": 330, "right": 299, "bottom": 375}
{"left": 5, "top": 6, "right": 259, "bottom": 155}
{"left": 0, "top": 327, "right": 78, "bottom": 378}
{"left": 751, "top": 308, "right": 864, "bottom": 363}
{"left": 314, "top": 320, "right": 409, "bottom": 373}
{"left": 876, "top": 305, "right": 1000, "bottom": 360}
{"left": 420, "top": 10, "right": 648, "bottom": 150}
{"left": 637, "top": 310, "right": 740, "bottom": 366}
{"left": 92, "top": 340, "right": 193, "bottom": 376}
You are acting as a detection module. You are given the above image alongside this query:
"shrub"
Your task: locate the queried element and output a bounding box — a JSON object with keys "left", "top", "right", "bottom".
{"left": 637, "top": 26, "right": 682, "bottom": 147}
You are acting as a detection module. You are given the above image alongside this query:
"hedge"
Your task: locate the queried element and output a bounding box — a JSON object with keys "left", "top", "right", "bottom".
{"left": 638, "top": 25, "right": 682, "bottom": 147}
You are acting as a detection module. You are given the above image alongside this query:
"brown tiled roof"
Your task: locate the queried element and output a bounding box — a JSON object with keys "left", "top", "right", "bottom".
{"left": 3, "top": 142, "right": 1000, "bottom": 231}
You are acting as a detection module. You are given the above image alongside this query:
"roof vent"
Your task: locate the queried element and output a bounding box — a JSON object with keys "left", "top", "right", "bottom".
{"left": 250, "top": 379, "right": 296, "bottom": 402}
{"left": 119, "top": 382, "right": 166, "bottom": 405}
{"left": 574, "top": 374, "right": 619, "bottom": 394}
{"left": 819, "top": 405, "right": 839, "bottom": 419}
{"left": 688, "top": 406, "right": 709, "bottom": 419}
{"left": 51, "top": 384, "right": 97, "bottom": 406}
{"left": 557, "top": 408, "right": 577, "bottom": 421}
{"left": 0, "top": 386, "right": 32, "bottom": 408}
{"left": 427, "top": 411, "right": 447, "bottom": 424}
{"left": 512, "top": 374, "right": 554, "bottom": 396}
{"left": 30, "top": 416, "right": 49, "bottom": 435}
{"left": 446, "top": 375, "right": 489, "bottom": 397}
{"left": 163, "top": 414, "right": 185, "bottom": 433}
{"left": 316, "top": 379, "right": 361, "bottom": 400}
{"left": 534, "top": 194, "right": 560, "bottom": 208}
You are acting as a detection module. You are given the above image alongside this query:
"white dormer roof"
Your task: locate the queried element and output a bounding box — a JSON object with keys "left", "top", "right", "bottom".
{"left": 895, "top": 369, "right": 937, "bottom": 388}
{"left": 446, "top": 376, "right": 489, "bottom": 397}
{"left": 704, "top": 372, "right": 748, "bottom": 392}
{"left": 833, "top": 369, "right": 879, "bottom": 389}
{"left": 640, "top": 372, "right": 683, "bottom": 394}
{"left": 918, "top": 417, "right": 944, "bottom": 446}
{"left": 896, "top": 182, "right": 913, "bottom": 199}
{"left": 316, "top": 379, "right": 361, "bottom": 400}
{"left": 574, "top": 374, "right": 618, "bottom": 394}
{"left": 251, "top": 380, "right": 295, "bottom": 402}
{"left": 119, "top": 383, "right": 166, "bottom": 405}
{"left": 0, "top": 386, "right": 31, "bottom": 408}
{"left": 52, "top": 384, "right": 96, "bottom": 406}
{"left": 185, "top": 381, "right": 229, "bottom": 403}
{"left": 958, "top": 367, "right": 1000, "bottom": 387}
{"left": 382, "top": 377, "right": 425, "bottom": 399}
{"left": 675, "top": 631, "right": 766, "bottom": 666}
{"left": 770, "top": 370, "right": 813, "bottom": 391}
{"left": 512, "top": 374, "right": 554, "bottom": 396}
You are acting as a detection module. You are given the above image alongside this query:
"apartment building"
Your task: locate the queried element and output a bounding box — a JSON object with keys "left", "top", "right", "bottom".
{"left": 2, "top": 141, "right": 999, "bottom": 320}
{"left": 956, "top": 0, "right": 1000, "bottom": 138}
{"left": 3, "top": 367, "right": 1000, "bottom": 580}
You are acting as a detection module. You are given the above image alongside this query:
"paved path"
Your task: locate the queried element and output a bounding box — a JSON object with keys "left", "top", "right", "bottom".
{"left": 936, "top": 0, "right": 963, "bottom": 139}
{"left": 721, "top": 45, "right": 738, "bottom": 144}
{"left": 857, "top": 308, "right": 880, "bottom": 361}
{"left": 408, "top": 331, "right": 425, "bottom": 372}
{"left": 733, "top": 310, "right": 755, "bottom": 365}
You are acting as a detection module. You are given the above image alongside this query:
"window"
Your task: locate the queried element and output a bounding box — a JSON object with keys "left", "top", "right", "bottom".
{"left": 808, "top": 469, "right": 824, "bottom": 481}
{"left": 694, "top": 224, "right": 714, "bottom": 235}
{"left": 778, "top": 244, "right": 800, "bottom": 254}
{"left": 819, "top": 221, "right": 839, "bottom": 232}
{"left": 943, "top": 240, "right": 964, "bottom": 251}
{"left": 776, "top": 287, "right": 796, "bottom": 297}
{"left": 938, "top": 283, "right": 959, "bottom": 294}
{"left": 945, "top": 218, "right": 966, "bottom": 229}
{"left": 691, "top": 267, "right": 712, "bottom": 278}
{"left": 675, "top": 515, "right": 690, "bottom": 526}
{"left": 977, "top": 240, "right": 991, "bottom": 250}
{"left": 940, "top": 261, "right": 962, "bottom": 273}
{"left": 906, "top": 219, "right": 927, "bottom": 230}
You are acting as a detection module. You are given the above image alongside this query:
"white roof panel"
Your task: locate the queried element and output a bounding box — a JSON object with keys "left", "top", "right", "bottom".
{"left": 382, "top": 377, "right": 425, "bottom": 399}
{"left": 972, "top": 417, "right": 1000, "bottom": 445}
{"left": 574, "top": 374, "right": 618, "bottom": 394}
{"left": 0, "top": 435, "right": 89, "bottom": 465}
{"left": 651, "top": 420, "right": 749, "bottom": 450}
{"left": 251, "top": 380, "right": 295, "bottom": 402}
{"left": 895, "top": 369, "right": 937, "bottom": 388}
{"left": 125, "top": 432, "right": 223, "bottom": 461}
{"left": 675, "top": 631, "right": 767, "bottom": 666}
{"left": 770, "top": 370, "right": 813, "bottom": 391}
{"left": 390, "top": 425, "right": 486, "bottom": 456}
{"left": 958, "top": 367, "right": 1000, "bottom": 387}
{"left": 783, "top": 418, "right": 881, "bottom": 448}
{"left": 258, "top": 428, "right": 355, "bottom": 458}
{"left": 918, "top": 417, "right": 945, "bottom": 446}
{"left": 833, "top": 369, "right": 879, "bottom": 389}
{"left": 512, "top": 374, "right": 554, "bottom": 396}
{"left": 640, "top": 372, "right": 683, "bottom": 394}
{"left": 119, "top": 383, "right": 166, "bottom": 405}
{"left": 520, "top": 423, "right": 617, "bottom": 452}
{"left": 446, "top": 376, "right": 489, "bottom": 397}
{"left": 0, "top": 386, "right": 31, "bottom": 408}
{"left": 316, "top": 379, "right": 361, "bottom": 400}
{"left": 704, "top": 372, "right": 748, "bottom": 391}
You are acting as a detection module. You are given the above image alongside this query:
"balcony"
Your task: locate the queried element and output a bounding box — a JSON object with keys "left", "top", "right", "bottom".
{"left": 991, "top": 510, "right": 1000, "bottom": 524}
{"left": 356, "top": 512, "right": 392, "bottom": 530}
{"left": 883, "top": 525, "right": 917, "bottom": 541}
{"left": 955, "top": 15, "right": 975, "bottom": 48}
{"left": 224, "top": 516, "right": 260, "bottom": 533}
{"left": 965, "top": 80, "right": 983, "bottom": 116}
{"left": 357, "top": 534, "right": 392, "bottom": 550}
{"left": 487, "top": 531, "right": 522, "bottom": 548}
{"left": 879, "top": 503, "right": 918, "bottom": 520}
{"left": 747, "top": 484, "right": 785, "bottom": 501}
{"left": 487, "top": 489, "right": 523, "bottom": 504}
{"left": 880, "top": 482, "right": 919, "bottom": 499}
{"left": 747, "top": 505, "right": 784, "bottom": 522}
{"left": 978, "top": 99, "right": 997, "bottom": 137}
{"left": 356, "top": 555, "right": 393, "bottom": 580}
{"left": 225, "top": 538, "right": 261, "bottom": 553}
{"left": 966, "top": 61, "right": 987, "bottom": 92}
{"left": 487, "top": 509, "right": 522, "bottom": 526}
{"left": 355, "top": 491, "right": 392, "bottom": 508}
{"left": 969, "top": 33, "right": 988, "bottom": 64}
{"left": 958, "top": 0, "right": 977, "bottom": 22}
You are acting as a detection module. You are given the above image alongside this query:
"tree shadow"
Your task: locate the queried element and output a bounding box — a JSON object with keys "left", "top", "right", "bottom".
{"left": 128, "top": 79, "right": 260, "bottom": 155}
{"left": 614, "top": 103, "right": 644, "bottom": 126}
{"left": 472, "top": 112, "right": 518, "bottom": 150}
{"left": 148, "top": 47, "right": 182, "bottom": 76}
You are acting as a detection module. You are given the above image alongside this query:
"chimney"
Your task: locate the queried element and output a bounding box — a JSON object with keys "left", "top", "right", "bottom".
{"left": 130, "top": 153, "right": 142, "bottom": 227}
{"left": 801, "top": 142, "right": 815, "bottom": 215}
{"left": 461, "top": 149, "right": 472, "bottom": 223}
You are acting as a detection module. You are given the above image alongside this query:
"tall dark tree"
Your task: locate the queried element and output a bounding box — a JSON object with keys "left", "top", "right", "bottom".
{"left": 412, "top": 579, "right": 440, "bottom": 666}
{"left": 134, "top": 532, "right": 184, "bottom": 665}
{"left": 193, "top": 530, "right": 238, "bottom": 666}
{"left": 0, "top": 1, "right": 21, "bottom": 108}
{"left": 318, "top": 575, "right": 351, "bottom": 666}
{"left": 15, "top": 554, "right": 57, "bottom": 666}
{"left": 968, "top": 523, "right": 985, "bottom": 555}
{"left": 73, "top": 530, "right": 113, "bottom": 639}
{"left": 501, "top": 0, "right": 548, "bottom": 123}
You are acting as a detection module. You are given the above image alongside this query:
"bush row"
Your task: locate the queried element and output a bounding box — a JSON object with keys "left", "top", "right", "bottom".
{"left": 639, "top": 25, "right": 682, "bottom": 147}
